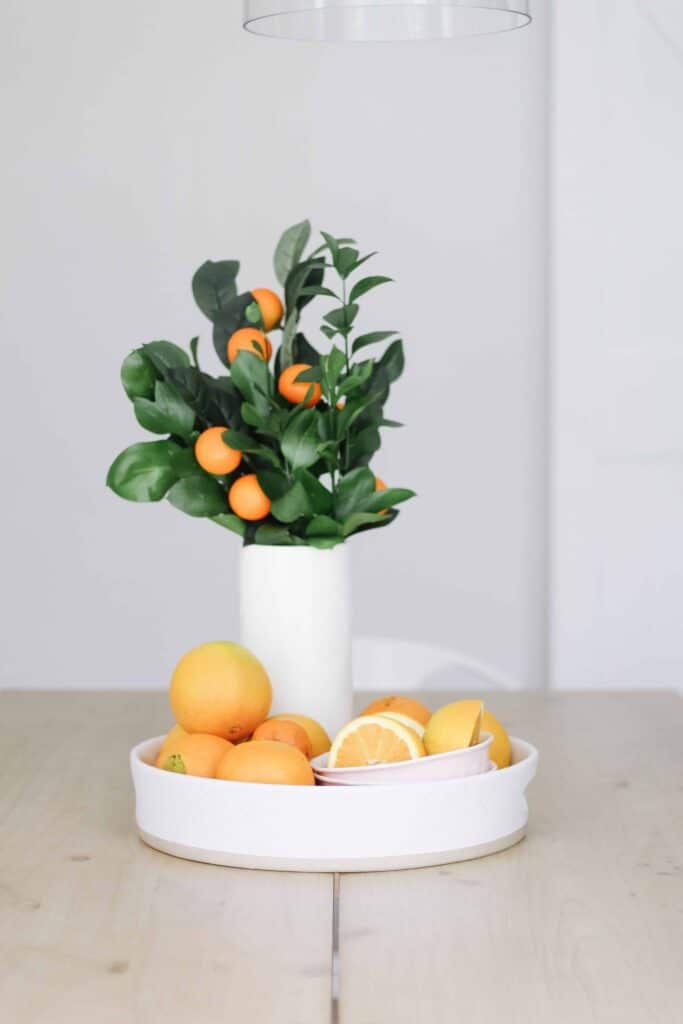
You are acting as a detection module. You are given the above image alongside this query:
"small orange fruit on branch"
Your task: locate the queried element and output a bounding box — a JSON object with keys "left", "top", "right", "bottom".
{"left": 195, "top": 426, "right": 242, "bottom": 475}
{"left": 227, "top": 326, "right": 271, "bottom": 364}
{"left": 278, "top": 363, "right": 322, "bottom": 408}
{"left": 229, "top": 474, "right": 271, "bottom": 521}
{"left": 250, "top": 288, "right": 284, "bottom": 332}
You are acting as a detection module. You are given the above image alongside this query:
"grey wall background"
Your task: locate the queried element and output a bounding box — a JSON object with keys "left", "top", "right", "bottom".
{"left": 0, "top": 1, "right": 547, "bottom": 690}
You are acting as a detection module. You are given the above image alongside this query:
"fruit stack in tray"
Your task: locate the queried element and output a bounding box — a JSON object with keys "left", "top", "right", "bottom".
{"left": 154, "top": 641, "right": 512, "bottom": 786}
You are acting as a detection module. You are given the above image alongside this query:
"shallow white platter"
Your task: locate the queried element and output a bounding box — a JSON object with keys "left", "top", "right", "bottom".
{"left": 131, "top": 736, "right": 538, "bottom": 873}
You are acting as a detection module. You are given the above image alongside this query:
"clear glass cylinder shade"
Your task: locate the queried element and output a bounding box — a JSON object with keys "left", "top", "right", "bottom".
{"left": 243, "top": 1, "right": 531, "bottom": 41}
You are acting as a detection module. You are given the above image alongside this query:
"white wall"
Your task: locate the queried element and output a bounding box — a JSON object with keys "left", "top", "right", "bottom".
{"left": 0, "top": 1, "right": 548, "bottom": 690}
{"left": 551, "top": 0, "right": 683, "bottom": 688}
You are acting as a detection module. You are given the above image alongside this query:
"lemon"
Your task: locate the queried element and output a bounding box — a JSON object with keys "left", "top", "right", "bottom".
{"left": 328, "top": 714, "right": 425, "bottom": 768}
{"left": 423, "top": 699, "right": 483, "bottom": 755}
{"left": 481, "top": 709, "right": 512, "bottom": 768}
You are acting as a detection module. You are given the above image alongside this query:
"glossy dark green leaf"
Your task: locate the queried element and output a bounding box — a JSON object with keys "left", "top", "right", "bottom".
{"left": 306, "top": 515, "right": 342, "bottom": 538}
{"left": 213, "top": 291, "right": 259, "bottom": 368}
{"left": 337, "top": 360, "right": 374, "bottom": 398}
{"left": 307, "top": 536, "right": 344, "bottom": 549}
{"left": 334, "top": 466, "right": 375, "bottom": 520}
{"left": 241, "top": 403, "right": 265, "bottom": 428}
{"left": 254, "top": 524, "right": 299, "bottom": 546}
{"left": 141, "top": 341, "right": 191, "bottom": 375}
{"left": 335, "top": 247, "right": 359, "bottom": 278}
{"left": 295, "top": 365, "right": 322, "bottom": 383}
{"left": 192, "top": 260, "right": 239, "bottom": 321}
{"left": 121, "top": 350, "right": 156, "bottom": 400}
{"left": 170, "top": 445, "right": 199, "bottom": 478}
{"left": 270, "top": 481, "right": 313, "bottom": 524}
{"left": 279, "top": 310, "right": 299, "bottom": 369}
{"left": 256, "top": 469, "right": 290, "bottom": 500}
{"left": 349, "top": 276, "right": 393, "bottom": 303}
{"left": 360, "top": 487, "right": 415, "bottom": 513}
{"left": 298, "top": 285, "right": 339, "bottom": 299}
{"left": 106, "top": 441, "right": 178, "bottom": 502}
{"left": 319, "top": 231, "right": 339, "bottom": 259}
{"left": 324, "top": 304, "right": 358, "bottom": 332}
{"left": 212, "top": 513, "right": 246, "bottom": 537}
{"left": 321, "top": 347, "right": 347, "bottom": 395}
{"left": 167, "top": 474, "right": 228, "bottom": 517}
{"left": 274, "top": 220, "right": 311, "bottom": 286}
{"left": 350, "top": 251, "right": 377, "bottom": 273}
{"left": 378, "top": 338, "right": 405, "bottom": 383}
{"left": 348, "top": 425, "right": 381, "bottom": 466}
{"left": 311, "top": 235, "right": 356, "bottom": 257}
{"left": 341, "top": 512, "right": 386, "bottom": 537}
{"left": 285, "top": 258, "right": 325, "bottom": 314}
{"left": 321, "top": 326, "right": 338, "bottom": 340}
{"left": 351, "top": 330, "right": 398, "bottom": 355}
{"left": 380, "top": 417, "right": 403, "bottom": 428}
{"left": 189, "top": 336, "right": 200, "bottom": 368}
{"left": 133, "top": 381, "right": 196, "bottom": 438}
{"left": 229, "top": 350, "right": 271, "bottom": 417}
{"left": 296, "top": 469, "right": 334, "bottom": 515}
{"left": 281, "top": 409, "right": 319, "bottom": 470}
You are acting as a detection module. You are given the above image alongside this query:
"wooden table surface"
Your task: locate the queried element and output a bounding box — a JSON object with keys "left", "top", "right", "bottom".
{"left": 1, "top": 690, "right": 681, "bottom": 1023}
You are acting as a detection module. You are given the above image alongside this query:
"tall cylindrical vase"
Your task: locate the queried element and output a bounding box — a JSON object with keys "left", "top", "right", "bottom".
{"left": 240, "top": 544, "right": 352, "bottom": 736}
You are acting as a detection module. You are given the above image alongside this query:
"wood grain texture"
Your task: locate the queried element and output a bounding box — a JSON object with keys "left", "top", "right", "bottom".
{"left": 343, "top": 691, "right": 683, "bottom": 1024}
{"left": 0, "top": 691, "right": 332, "bottom": 1024}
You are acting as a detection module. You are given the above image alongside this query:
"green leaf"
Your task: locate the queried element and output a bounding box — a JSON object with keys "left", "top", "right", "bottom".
{"left": 348, "top": 425, "right": 381, "bottom": 466}
{"left": 270, "top": 481, "right": 313, "bottom": 524}
{"left": 351, "top": 251, "right": 377, "bottom": 272}
{"left": 167, "top": 474, "right": 228, "bottom": 517}
{"left": 335, "top": 247, "right": 359, "bottom": 278}
{"left": 337, "top": 360, "right": 374, "bottom": 398}
{"left": 336, "top": 394, "right": 381, "bottom": 437}
{"left": 295, "top": 365, "right": 322, "bottom": 383}
{"left": 133, "top": 380, "right": 196, "bottom": 438}
{"left": 221, "top": 429, "right": 262, "bottom": 453}
{"left": 141, "top": 341, "right": 191, "bottom": 375}
{"left": 378, "top": 338, "right": 405, "bottom": 383}
{"left": 320, "top": 231, "right": 339, "bottom": 260}
{"left": 380, "top": 417, "right": 403, "bottom": 428}
{"left": 292, "top": 333, "right": 321, "bottom": 366}
{"left": 285, "top": 258, "right": 325, "bottom": 313}
{"left": 341, "top": 512, "right": 386, "bottom": 537}
{"left": 212, "top": 513, "right": 246, "bottom": 538}
{"left": 279, "top": 310, "right": 299, "bottom": 369}
{"left": 170, "top": 445, "right": 199, "bottom": 478}
{"left": 229, "top": 350, "right": 271, "bottom": 416}
{"left": 307, "top": 536, "right": 344, "bottom": 549}
{"left": 306, "top": 515, "right": 342, "bottom": 538}
{"left": 254, "top": 524, "right": 299, "bottom": 546}
{"left": 351, "top": 330, "right": 398, "bottom": 355}
{"left": 166, "top": 368, "right": 242, "bottom": 428}
{"left": 192, "top": 260, "right": 240, "bottom": 321}
{"left": 324, "top": 304, "right": 358, "bottom": 332}
{"left": 245, "top": 300, "right": 263, "bottom": 326}
{"left": 321, "top": 325, "right": 338, "bottom": 340}
{"left": 121, "top": 350, "right": 156, "bottom": 400}
{"left": 349, "top": 276, "right": 393, "bottom": 303}
{"left": 189, "top": 336, "right": 200, "bottom": 368}
{"left": 241, "top": 403, "right": 265, "bottom": 429}
{"left": 296, "top": 469, "right": 334, "bottom": 514}
{"left": 359, "top": 487, "right": 415, "bottom": 513}
{"left": 281, "top": 409, "right": 319, "bottom": 470}
{"left": 256, "top": 469, "right": 290, "bottom": 500}
{"left": 321, "top": 347, "right": 347, "bottom": 395}
{"left": 274, "top": 220, "right": 311, "bottom": 286}
{"left": 106, "top": 441, "right": 178, "bottom": 502}
{"left": 334, "top": 466, "right": 375, "bottom": 520}
{"left": 311, "top": 235, "right": 356, "bottom": 257}
{"left": 298, "top": 285, "right": 339, "bottom": 299}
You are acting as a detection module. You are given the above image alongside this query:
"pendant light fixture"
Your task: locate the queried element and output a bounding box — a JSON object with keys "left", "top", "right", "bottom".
{"left": 243, "top": 1, "right": 531, "bottom": 41}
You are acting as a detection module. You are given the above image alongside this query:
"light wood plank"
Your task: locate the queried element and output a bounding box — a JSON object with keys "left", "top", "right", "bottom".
{"left": 342, "top": 692, "right": 683, "bottom": 1024}
{"left": 0, "top": 691, "right": 332, "bottom": 1024}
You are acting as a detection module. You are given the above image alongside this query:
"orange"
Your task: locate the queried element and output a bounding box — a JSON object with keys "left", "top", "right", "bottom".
{"left": 227, "top": 327, "right": 271, "bottom": 365}
{"left": 156, "top": 723, "right": 187, "bottom": 764}
{"left": 169, "top": 641, "right": 272, "bottom": 742}
{"left": 360, "top": 695, "right": 432, "bottom": 726}
{"left": 195, "top": 426, "right": 242, "bottom": 475}
{"left": 252, "top": 718, "right": 313, "bottom": 758}
{"left": 271, "top": 714, "right": 331, "bottom": 759}
{"left": 423, "top": 699, "right": 483, "bottom": 755}
{"left": 215, "top": 740, "right": 315, "bottom": 785}
{"left": 251, "top": 288, "right": 284, "bottom": 332}
{"left": 328, "top": 714, "right": 425, "bottom": 768}
{"left": 156, "top": 732, "right": 233, "bottom": 778}
{"left": 229, "top": 474, "right": 271, "bottom": 521}
{"left": 278, "top": 364, "right": 322, "bottom": 408}
{"left": 374, "top": 475, "right": 387, "bottom": 514}
{"left": 481, "top": 709, "right": 512, "bottom": 769}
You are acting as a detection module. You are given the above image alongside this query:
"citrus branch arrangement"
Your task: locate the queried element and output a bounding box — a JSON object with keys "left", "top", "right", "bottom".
{"left": 107, "top": 220, "right": 415, "bottom": 546}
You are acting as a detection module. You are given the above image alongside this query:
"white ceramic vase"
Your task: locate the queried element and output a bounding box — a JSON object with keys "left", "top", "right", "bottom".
{"left": 239, "top": 544, "right": 352, "bottom": 736}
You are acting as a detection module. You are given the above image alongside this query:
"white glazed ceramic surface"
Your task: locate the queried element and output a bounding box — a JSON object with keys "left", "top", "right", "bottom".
{"left": 131, "top": 735, "right": 538, "bottom": 872}
{"left": 240, "top": 544, "right": 352, "bottom": 736}
{"left": 311, "top": 732, "right": 493, "bottom": 785}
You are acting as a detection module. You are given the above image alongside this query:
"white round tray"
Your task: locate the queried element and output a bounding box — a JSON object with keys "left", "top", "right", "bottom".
{"left": 130, "top": 736, "right": 538, "bottom": 873}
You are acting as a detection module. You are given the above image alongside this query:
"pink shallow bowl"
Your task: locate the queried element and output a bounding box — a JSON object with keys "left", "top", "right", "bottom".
{"left": 312, "top": 732, "right": 493, "bottom": 786}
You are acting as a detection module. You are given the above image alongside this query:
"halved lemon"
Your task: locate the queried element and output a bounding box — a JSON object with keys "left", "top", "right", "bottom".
{"left": 374, "top": 710, "right": 426, "bottom": 738}
{"left": 423, "top": 699, "right": 483, "bottom": 756}
{"left": 328, "top": 714, "right": 426, "bottom": 768}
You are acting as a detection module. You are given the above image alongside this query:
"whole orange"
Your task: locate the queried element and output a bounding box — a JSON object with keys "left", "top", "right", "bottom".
{"left": 278, "top": 364, "right": 321, "bottom": 408}
{"left": 157, "top": 732, "right": 233, "bottom": 778}
{"left": 156, "top": 723, "right": 187, "bottom": 765}
{"left": 271, "top": 714, "right": 331, "bottom": 758}
{"left": 251, "top": 288, "right": 284, "bottom": 332}
{"left": 227, "top": 327, "right": 271, "bottom": 365}
{"left": 169, "top": 641, "right": 272, "bottom": 742}
{"left": 252, "top": 718, "right": 313, "bottom": 758}
{"left": 215, "top": 740, "right": 314, "bottom": 785}
{"left": 360, "top": 695, "right": 432, "bottom": 726}
{"left": 195, "top": 426, "right": 242, "bottom": 475}
{"left": 229, "top": 474, "right": 271, "bottom": 521}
